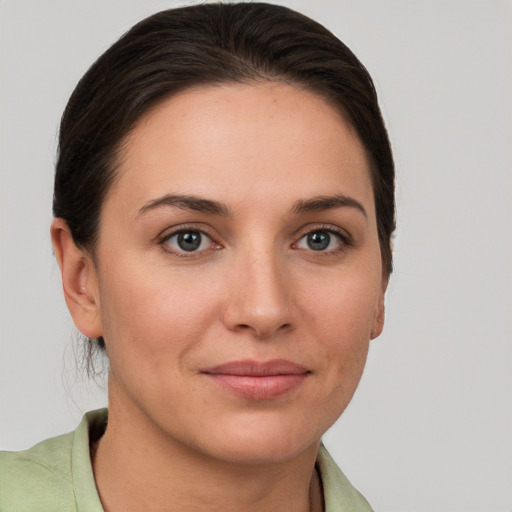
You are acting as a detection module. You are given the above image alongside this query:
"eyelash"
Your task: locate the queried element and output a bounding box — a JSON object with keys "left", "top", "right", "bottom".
{"left": 159, "top": 225, "right": 221, "bottom": 258}
{"left": 294, "top": 225, "right": 352, "bottom": 254}
{"left": 158, "top": 224, "right": 352, "bottom": 258}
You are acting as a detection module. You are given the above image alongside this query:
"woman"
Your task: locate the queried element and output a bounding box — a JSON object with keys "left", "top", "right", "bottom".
{"left": 0, "top": 3, "right": 394, "bottom": 511}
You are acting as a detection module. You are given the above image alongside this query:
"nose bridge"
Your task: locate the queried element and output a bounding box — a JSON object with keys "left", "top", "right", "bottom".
{"left": 223, "top": 237, "right": 292, "bottom": 338}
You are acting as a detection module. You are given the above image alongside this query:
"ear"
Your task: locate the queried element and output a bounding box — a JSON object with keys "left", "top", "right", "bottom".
{"left": 51, "top": 218, "right": 103, "bottom": 338}
{"left": 370, "top": 275, "right": 388, "bottom": 340}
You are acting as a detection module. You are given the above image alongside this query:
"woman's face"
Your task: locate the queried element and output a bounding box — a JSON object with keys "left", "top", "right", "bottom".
{"left": 89, "top": 82, "right": 386, "bottom": 463}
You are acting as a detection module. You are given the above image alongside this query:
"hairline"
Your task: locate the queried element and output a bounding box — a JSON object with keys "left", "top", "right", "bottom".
{"left": 86, "top": 77, "right": 385, "bottom": 270}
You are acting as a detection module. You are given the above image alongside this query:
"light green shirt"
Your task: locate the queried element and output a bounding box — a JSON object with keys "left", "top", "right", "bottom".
{"left": 0, "top": 409, "right": 373, "bottom": 511}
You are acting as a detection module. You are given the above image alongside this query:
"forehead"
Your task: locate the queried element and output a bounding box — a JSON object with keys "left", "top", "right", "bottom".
{"left": 111, "top": 82, "right": 374, "bottom": 215}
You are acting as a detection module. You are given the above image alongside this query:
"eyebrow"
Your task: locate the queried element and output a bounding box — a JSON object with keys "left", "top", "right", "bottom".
{"left": 291, "top": 194, "right": 367, "bottom": 218}
{"left": 137, "top": 194, "right": 230, "bottom": 217}
{"left": 137, "top": 192, "right": 367, "bottom": 219}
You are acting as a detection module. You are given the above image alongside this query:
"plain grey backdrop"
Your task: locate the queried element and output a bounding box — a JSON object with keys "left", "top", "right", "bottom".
{"left": 1, "top": 1, "right": 511, "bottom": 510}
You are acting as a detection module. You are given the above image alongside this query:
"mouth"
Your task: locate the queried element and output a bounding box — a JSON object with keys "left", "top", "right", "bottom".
{"left": 201, "top": 359, "right": 310, "bottom": 400}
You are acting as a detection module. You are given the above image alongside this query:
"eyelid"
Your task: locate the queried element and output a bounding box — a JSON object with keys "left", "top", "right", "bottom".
{"left": 158, "top": 223, "right": 222, "bottom": 256}
{"left": 296, "top": 224, "right": 352, "bottom": 241}
{"left": 292, "top": 224, "right": 353, "bottom": 251}
{"left": 157, "top": 222, "right": 216, "bottom": 240}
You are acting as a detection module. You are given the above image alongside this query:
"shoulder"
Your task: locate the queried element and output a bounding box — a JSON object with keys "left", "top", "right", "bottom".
{"left": 0, "top": 431, "right": 76, "bottom": 510}
{"left": 317, "top": 444, "right": 374, "bottom": 512}
{"left": 0, "top": 409, "right": 107, "bottom": 512}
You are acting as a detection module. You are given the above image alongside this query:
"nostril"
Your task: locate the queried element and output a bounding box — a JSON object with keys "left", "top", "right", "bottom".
{"left": 221, "top": 272, "right": 293, "bottom": 337}
{"left": 230, "top": 321, "right": 292, "bottom": 338}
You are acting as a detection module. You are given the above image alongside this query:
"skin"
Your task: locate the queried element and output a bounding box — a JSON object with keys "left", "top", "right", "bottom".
{"left": 52, "top": 82, "right": 386, "bottom": 512}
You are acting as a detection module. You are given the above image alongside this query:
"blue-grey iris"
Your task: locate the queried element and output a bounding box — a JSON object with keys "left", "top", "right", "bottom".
{"left": 307, "top": 232, "right": 330, "bottom": 251}
{"left": 177, "top": 232, "right": 202, "bottom": 251}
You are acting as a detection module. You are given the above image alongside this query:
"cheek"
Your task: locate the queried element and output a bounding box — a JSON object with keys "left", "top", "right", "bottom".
{"left": 97, "top": 259, "right": 223, "bottom": 366}
{"left": 297, "top": 267, "right": 380, "bottom": 399}
{"left": 301, "top": 267, "right": 381, "bottom": 341}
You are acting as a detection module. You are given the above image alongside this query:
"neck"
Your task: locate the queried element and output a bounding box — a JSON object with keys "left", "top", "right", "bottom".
{"left": 92, "top": 387, "right": 323, "bottom": 512}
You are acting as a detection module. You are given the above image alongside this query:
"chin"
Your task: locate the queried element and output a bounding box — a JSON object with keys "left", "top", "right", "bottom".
{"left": 188, "top": 413, "right": 326, "bottom": 466}
{"left": 208, "top": 438, "right": 318, "bottom": 466}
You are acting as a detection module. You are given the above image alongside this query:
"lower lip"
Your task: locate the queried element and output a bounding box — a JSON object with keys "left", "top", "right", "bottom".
{"left": 205, "top": 374, "right": 308, "bottom": 400}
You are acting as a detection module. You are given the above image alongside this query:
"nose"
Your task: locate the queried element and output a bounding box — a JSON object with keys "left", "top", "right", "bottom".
{"left": 222, "top": 248, "right": 293, "bottom": 339}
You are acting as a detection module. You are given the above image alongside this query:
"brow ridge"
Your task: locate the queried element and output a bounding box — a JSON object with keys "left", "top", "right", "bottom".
{"left": 291, "top": 194, "right": 367, "bottom": 217}
{"left": 138, "top": 194, "right": 230, "bottom": 217}
{"left": 138, "top": 193, "right": 366, "bottom": 218}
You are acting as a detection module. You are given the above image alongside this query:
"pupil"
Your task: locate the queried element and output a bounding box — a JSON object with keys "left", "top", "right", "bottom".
{"left": 308, "top": 232, "right": 330, "bottom": 251}
{"left": 178, "top": 232, "right": 201, "bottom": 251}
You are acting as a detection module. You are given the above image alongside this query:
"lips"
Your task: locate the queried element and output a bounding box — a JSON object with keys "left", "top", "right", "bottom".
{"left": 201, "top": 359, "right": 310, "bottom": 400}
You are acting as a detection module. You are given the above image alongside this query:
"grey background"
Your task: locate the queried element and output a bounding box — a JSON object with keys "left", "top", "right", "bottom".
{"left": 1, "top": 1, "right": 511, "bottom": 510}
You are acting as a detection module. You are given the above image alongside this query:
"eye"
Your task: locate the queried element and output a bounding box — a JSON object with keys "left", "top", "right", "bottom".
{"left": 163, "top": 230, "right": 213, "bottom": 253}
{"left": 295, "top": 229, "right": 345, "bottom": 252}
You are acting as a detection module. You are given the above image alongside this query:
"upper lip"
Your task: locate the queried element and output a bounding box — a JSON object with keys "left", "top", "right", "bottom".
{"left": 201, "top": 359, "right": 309, "bottom": 376}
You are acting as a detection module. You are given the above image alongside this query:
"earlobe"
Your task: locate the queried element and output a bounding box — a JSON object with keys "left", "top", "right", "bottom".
{"left": 51, "top": 218, "right": 103, "bottom": 338}
{"left": 370, "top": 301, "right": 385, "bottom": 340}
{"left": 370, "top": 276, "right": 388, "bottom": 340}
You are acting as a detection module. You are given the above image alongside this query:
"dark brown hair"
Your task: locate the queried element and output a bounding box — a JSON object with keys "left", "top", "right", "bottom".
{"left": 54, "top": 2, "right": 395, "bottom": 351}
